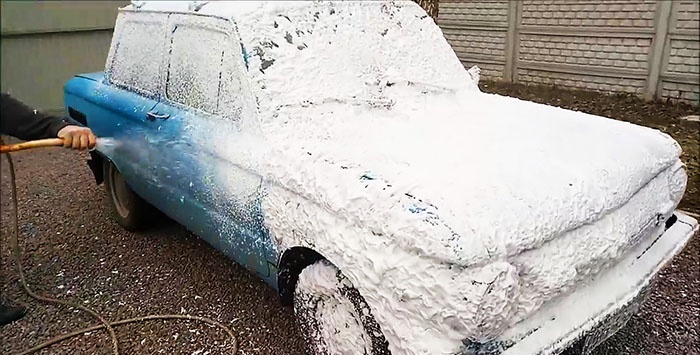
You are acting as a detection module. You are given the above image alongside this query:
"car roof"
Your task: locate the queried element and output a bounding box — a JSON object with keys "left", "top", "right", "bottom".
{"left": 126, "top": 1, "right": 343, "bottom": 20}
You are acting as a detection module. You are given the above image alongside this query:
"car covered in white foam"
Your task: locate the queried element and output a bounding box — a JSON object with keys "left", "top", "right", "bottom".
{"left": 65, "top": 1, "right": 699, "bottom": 354}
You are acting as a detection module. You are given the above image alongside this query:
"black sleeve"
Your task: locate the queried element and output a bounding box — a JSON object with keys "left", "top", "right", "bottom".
{"left": 0, "top": 92, "right": 73, "bottom": 141}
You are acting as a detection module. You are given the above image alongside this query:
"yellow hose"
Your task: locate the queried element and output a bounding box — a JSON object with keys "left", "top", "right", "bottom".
{"left": 0, "top": 138, "right": 65, "bottom": 154}
{"left": 0, "top": 137, "right": 239, "bottom": 354}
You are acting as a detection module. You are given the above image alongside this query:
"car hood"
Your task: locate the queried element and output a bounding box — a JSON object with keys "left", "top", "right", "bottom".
{"left": 256, "top": 90, "right": 683, "bottom": 266}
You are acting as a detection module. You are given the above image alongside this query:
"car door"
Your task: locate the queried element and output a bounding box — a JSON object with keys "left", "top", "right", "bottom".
{"left": 147, "top": 13, "right": 276, "bottom": 281}
{"left": 90, "top": 10, "right": 170, "bottom": 206}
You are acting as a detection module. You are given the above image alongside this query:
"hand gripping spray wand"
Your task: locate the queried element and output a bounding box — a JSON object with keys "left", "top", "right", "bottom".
{"left": 0, "top": 137, "right": 239, "bottom": 355}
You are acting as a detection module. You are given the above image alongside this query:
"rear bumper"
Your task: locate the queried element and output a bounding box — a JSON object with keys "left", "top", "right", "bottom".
{"left": 498, "top": 211, "right": 698, "bottom": 355}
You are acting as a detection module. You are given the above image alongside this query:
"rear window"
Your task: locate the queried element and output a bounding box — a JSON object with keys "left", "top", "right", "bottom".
{"left": 107, "top": 13, "right": 166, "bottom": 96}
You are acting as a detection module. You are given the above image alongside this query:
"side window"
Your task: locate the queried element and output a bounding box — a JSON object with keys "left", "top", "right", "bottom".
{"left": 166, "top": 24, "right": 228, "bottom": 114}
{"left": 108, "top": 19, "right": 165, "bottom": 95}
{"left": 218, "top": 49, "right": 248, "bottom": 121}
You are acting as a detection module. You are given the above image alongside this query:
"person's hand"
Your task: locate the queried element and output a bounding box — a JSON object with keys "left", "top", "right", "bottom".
{"left": 57, "top": 125, "right": 97, "bottom": 150}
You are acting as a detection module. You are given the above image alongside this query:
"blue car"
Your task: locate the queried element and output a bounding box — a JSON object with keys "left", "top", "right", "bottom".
{"left": 64, "top": 2, "right": 698, "bottom": 355}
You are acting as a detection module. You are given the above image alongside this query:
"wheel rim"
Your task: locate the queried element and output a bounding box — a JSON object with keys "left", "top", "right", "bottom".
{"left": 109, "top": 164, "right": 131, "bottom": 219}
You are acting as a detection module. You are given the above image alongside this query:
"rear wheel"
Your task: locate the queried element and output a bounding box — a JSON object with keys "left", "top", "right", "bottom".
{"left": 103, "top": 159, "right": 157, "bottom": 231}
{"left": 294, "top": 259, "right": 391, "bottom": 355}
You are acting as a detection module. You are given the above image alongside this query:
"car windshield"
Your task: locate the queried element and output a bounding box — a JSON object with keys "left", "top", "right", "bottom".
{"left": 221, "top": 1, "right": 476, "bottom": 113}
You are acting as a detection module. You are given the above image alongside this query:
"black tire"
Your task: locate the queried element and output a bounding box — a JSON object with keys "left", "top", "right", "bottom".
{"left": 294, "top": 259, "right": 391, "bottom": 355}
{"left": 103, "top": 159, "right": 158, "bottom": 231}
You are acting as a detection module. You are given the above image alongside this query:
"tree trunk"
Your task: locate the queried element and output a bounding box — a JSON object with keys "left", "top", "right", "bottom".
{"left": 413, "top": 0, "right": 439, "bottom": 20}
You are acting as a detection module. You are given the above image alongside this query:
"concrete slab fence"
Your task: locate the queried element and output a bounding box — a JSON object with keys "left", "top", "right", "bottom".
{"left": 437, "top": 0, "right": 700, "bottom": 105}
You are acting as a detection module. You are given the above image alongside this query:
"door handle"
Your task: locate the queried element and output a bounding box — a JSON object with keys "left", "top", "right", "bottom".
{"left": 146, "top": 111, "right": 170, "bottom": 121}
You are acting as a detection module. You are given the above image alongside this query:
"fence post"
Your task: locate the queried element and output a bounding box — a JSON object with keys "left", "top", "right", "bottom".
{"left": 646, "top": 0, "right": 673, "bottom": 101}
{"left": 504, "top": 0, "right": 520, "bottom": 82}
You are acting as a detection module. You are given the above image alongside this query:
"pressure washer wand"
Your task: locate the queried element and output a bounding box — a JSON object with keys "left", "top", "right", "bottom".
{"left": 0, "top": 138, "right": 65, "bottom": 153}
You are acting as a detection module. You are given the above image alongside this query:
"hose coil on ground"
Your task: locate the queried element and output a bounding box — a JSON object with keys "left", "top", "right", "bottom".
{"left": 0, "top": 137, "right": 238, "bottom": 354}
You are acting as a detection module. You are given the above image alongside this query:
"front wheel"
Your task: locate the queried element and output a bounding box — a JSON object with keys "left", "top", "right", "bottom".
{"left": 294, "top": 259, "right": 391, "bottom": 355}
{"left": 103, "top": 159, "right": 158, "bottom": 231}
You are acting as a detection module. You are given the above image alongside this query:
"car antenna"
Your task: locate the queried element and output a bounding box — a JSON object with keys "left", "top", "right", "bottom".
{"left": 130, "top": 0, "right": 145, "bottom": 10}
{"left": 190, "top": 1, "right": 210, "bottom": 12}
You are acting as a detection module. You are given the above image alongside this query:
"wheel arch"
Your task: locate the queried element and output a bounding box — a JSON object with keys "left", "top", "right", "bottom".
{"left": 279, "top": 245, "right": 393, "bottom": 354}
{"left": 87, "top": 150, "right": 106, "bottom": 185}
{"left": 277, "top": 246, "right": 326, "bottom": 306}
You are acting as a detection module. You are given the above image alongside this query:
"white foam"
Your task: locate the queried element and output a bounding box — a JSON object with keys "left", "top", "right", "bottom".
{"left": 116, "top": 1, "right": 687, "bottom": 353}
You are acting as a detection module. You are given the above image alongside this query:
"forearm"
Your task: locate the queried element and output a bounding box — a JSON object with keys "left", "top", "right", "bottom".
{"left": 0, "top": 92, "right": 71, "bottom": 141}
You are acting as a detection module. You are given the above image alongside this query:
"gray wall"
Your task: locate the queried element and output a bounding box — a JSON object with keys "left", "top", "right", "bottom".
{"left": 438, "top": 0, "right": 700, "bottom": 105}
{"left": 1, "top": 1, "right": 127, "bottom": 112}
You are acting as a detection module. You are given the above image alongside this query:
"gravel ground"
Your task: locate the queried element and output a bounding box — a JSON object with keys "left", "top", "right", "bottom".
{"left": 1, "top": 149, "right": 306, "bottom": 354}
{"left": 1, "top": 82, "right": 699, "bottom": 355}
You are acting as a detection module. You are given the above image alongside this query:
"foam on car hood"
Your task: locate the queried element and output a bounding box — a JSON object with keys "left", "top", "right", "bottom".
{"left": 257, "top": 88, "right": 682, "bottom": 265}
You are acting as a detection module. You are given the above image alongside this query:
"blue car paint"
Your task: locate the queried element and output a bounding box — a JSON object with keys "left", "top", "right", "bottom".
{"left": 76, "top": 71, "right": 106, "bottom": 82}
{"left": 65, "top": 74, "right": 163, "bottom": 203}
{"left": 64, "top": 72, "right": 279, "bottom": 287}
{"left": 64, "top": 74, "right": 453, "bottom": 293}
